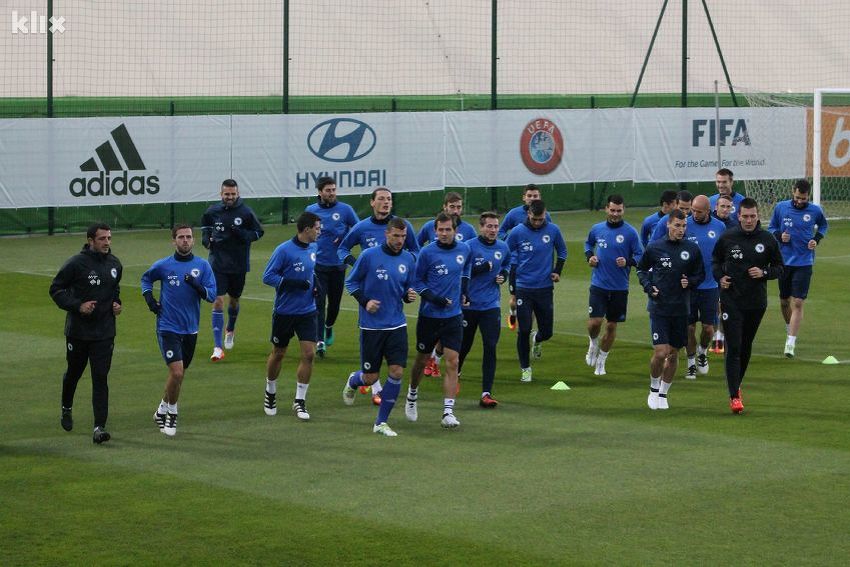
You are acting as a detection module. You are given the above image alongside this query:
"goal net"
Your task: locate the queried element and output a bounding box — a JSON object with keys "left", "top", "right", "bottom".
{"left": 742, "top": 89, "right": 850, "bottom": 220}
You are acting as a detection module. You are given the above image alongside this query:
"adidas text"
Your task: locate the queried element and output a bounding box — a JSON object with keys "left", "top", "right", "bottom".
{"left": 69, "top": 171, "right": 160, "bottom": 198}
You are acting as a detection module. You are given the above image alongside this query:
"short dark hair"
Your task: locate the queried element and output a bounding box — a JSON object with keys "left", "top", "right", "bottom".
{"left": 793, "top": 179, "right": 812, "bottom": 194}
{"left": 607, "top": 194, "right": 624, "bottom": 206}
{"left": 479, "top": 211, "right": 500, "bottom": 225}
{"left": 443, "top": 191, "right": 462, "bottom": 205}
{"left": 435, "top": 211, "right": 457, "bottom": 228}
{"left": 86, "top": 222, "right": 111, "bottom": 240}
{"left": 739, "top": 197, "right": 759, "bottom": 211}
{"left": 297, "top": 211, "right": 321, "bottom": 232}
{"left": 221, "top": 179, "right": 238, "bottom": 189}
{"left": 316, "top": 176, "right": 336, "bottom": 192}
{"left": 676, "top": 190, "right": 693, "bottom": 203}
{"left": 669, "top": 209, "right": 687, "bottom": 221}
{"left": 660, "top": 190, "right": 678, "bottom": 206}
{"left": 716, "top": 168, "right": 734, "bottom": 179}
{"left": 717, "top": 193, "right": 733, "bottom": 203}
{"left": 523, "top": 183, "right": 540, "bottom": 194}
{"left": 386, "top": 217, "right": 407, "bottom": 232}
{"left": 371, "top": 187, "right": 391, "bottom": 200}
{"left": 528, "top": 199, "right": 546, "bottom": 216}
{"left": 172, "top": 223, "right": 192, "bottom": 238}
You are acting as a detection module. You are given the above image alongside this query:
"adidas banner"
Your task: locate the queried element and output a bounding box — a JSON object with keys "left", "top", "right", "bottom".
{"left": 0, "top": 108, "right": 807, "bottom": 208}
{"left": 0, "top": 116, "right": 231, "bottom": 208}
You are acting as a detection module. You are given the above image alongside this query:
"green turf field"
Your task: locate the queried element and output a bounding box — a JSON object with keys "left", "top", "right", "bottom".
{"left": 1, "top": 209, "right": 848, "bottom": 565}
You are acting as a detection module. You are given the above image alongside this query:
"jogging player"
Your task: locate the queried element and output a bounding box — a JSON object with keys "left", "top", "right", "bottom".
{"left": 201, "top": 179, "right": 264, "bottom": 361}
{"left": 50, "top": 223, "right": 123, "bottom": 444}
{"left": 142, "top": 225, "right": 216, "bottom": 437}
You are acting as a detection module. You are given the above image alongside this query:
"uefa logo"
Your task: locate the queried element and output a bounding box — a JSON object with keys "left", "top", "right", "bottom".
{"left": 519, "top": 118, "right": 564, "bottom": 175}
{"left": 308, "top": 118, "right": 376, "bottom": 163}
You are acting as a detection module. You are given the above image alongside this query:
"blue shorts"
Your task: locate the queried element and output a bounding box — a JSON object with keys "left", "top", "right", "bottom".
{"left": 360, "top": 327, "right": 408, "bottom": 374}
{"left": 588, "top": 285, "right": 628, "bottom": 322}
{"left": 688, "top": 288, "right": 720, "bottom": 325}
{"left": 416, "top": 314, "right": 464, "bottom": 353}
{"left": 213, "top": 271, "right": 246, "bottom": 298}
{"left": 270, "top": 312, "right": 318, "bottom": 348}
{"left": 778, "top": 265, "right": 813, "bottom": 300}
{"left": 650, "top": 314, "right": 689, "bottom": 349}
{"left": 158, "top": 332, "right": 198, "bottom": 368}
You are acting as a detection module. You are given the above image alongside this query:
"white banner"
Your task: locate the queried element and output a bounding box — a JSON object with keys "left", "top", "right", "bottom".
{"left": 446, "top": 109, "right": 634, "bottom": 185}
{"left": 231, "top": 112, "right": 446, "bottom": 198}
{"left": 634, "top": 107, "right": 806, "bottom": 182}
{"left": 0, "top": 116, "right": 231, "bottom": 208}
{"left": 0, "top": 108, "right": 808, "bottom": 209}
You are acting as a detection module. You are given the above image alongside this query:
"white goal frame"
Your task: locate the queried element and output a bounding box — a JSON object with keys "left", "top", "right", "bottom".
{"left": 813, "top": 87, "right": 850, "bottom": 207}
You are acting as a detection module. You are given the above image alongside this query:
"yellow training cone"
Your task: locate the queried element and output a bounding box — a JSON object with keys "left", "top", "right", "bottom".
{"left": 822, "top": 356, "right": 839, "bottom": 365}
{"left": 551, "top": 381, "right": 570, "bottom": 390}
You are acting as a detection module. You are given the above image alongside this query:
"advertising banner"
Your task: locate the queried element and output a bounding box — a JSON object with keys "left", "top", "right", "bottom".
{"left": 634, "top": 107, "right": 806, "bottom": 182}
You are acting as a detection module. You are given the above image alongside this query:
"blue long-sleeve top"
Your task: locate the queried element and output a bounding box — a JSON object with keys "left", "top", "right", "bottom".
{"left": 345, "top": 243, "right": 416, "bottom": 330}
{"left": 584, "top": 220, "right": 643, "bottom": 291}
{"left": 506, "top": 220, "right": 567, "bottom": 290}
{"left": 262, "top": 237, "right": 319, "bottom": 316}
{"left": 304, "top": 199, "right": 359, "bottom": 268}
{"left": 768, "top": 200, "right": 828, "bottom": 267}
{"left": 465, "top": 236, "right": 511, "bottom": 311}
{"left": 413, "top": 240, "right": 472, "bottom": 319}
{"left": 337, "top": 215, "right": 419, "bottom": 266}
{"left": 141, "top": 252, "right": 216, "bottom": 334}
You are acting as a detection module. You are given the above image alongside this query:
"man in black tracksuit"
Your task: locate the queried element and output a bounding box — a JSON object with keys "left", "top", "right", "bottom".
{"left": 711, "top": 198, "right": 783, "bottom": 414}
{"left": 637, "top": 209, "right": 704, "bottom": 410}
{"left": 49, "top": 223, "right": 123, "bottom": 443}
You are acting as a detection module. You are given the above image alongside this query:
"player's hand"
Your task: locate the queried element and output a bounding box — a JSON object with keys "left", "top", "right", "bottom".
{"left": 650, "top": 286, "right": 660, "bottom": 297}
{"left": 550, "top": 273, "right": 560, "bottom": 283}
{"left": 112, "top": 301, "right": 122, "bottom": 316}
{"left": 406, "top": 288, "right": 418, "bottom": 302}
{"left": 807, "top": 239, "right": 817, "bottom": 250}
{"left": 719, "top": 275, "right": 732, "bottom": 289}
{"left": 588, "top": 255, "right": 599, "bottom": 267}
{"left": 680, "top": 274, "right": 689, "bottom": 288}
{"left": 495, "top": 274, "right": 505, "bottom": 285}
{"left": 747, "top": 266, "right": 765, "bottom": 279}
{"left": 143, "top": 293, "right": 162, "bottom": 315}
{"left": 366, "top": 299, "right": 381, "bottom": 313}
{"left": 444, "top": 298, "right": 453, "bottom": 306}
{"left": 781, "top": 231, "right": 791, "bottom": 243}
{"left": 79, "top": 300, "right": 97, "bottom": 316}
{"left": 615, "top": 256, "right": 627, "bottom": 268}
{"left": 462, "top": 295, "right": 470, "bottom": 307}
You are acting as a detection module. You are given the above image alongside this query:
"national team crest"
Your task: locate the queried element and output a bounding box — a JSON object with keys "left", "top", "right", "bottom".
{"left": 234, "top": 217, "right": 243, "bottom": 226}
{"left": 520, "top": 118, "right": 564, "bottom": 175}
{"left": 494, "top": 251, "right": 503, "bottom": 260}
{"left": 708, "top": 231, "right": 716, "bottom": 238}
{"left": 803, "top": 214, "right": 812, "bottom": 222}
{"left": 456, "top": 255, "right": 464, "bottom": 264}
{"left": 191, "top": 268, "right": 200, "bottom": 277}
{"left": 755, "top": 243, "right": 765, "bottom": 253}
{"left": 398, "top": 264, "right": 407, "bottom": 273}
{"left": 111, "top": 268, "right": 118, "bottom": 278}
{"left": 542, "top": 235, "right": 551, "bottom": 243}
{"left": 311, "top": 253, "right": 317, "bottom": 261}
{"left": 680, "top": 251, "right": 690, "bottom": 260}
{"left": 616, "top": 234, "right": 625, "bottom": 243}
{"left": 332, "top": 213, "right": 341, "bottom": 221}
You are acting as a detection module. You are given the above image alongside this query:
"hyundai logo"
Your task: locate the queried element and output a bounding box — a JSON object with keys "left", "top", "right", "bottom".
{"left": 308, "top": 118, "right": 376, "bottom": 163}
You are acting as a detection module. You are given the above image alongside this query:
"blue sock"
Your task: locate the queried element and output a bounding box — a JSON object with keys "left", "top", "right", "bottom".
{"left": 226, "top": 306, "right": 240, "bottom": 333}
{"left": 348, "top": 370, "right": 365, "bottom": 389}
{"left": 376, "top": 377, "right": 401, "bottom": 424}
{"left": 212, "top": 310, "right": 224, "bottom": 348}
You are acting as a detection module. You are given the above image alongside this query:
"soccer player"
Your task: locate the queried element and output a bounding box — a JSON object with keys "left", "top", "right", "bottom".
{"left": 506, "top": 200, "right": 567, "bottom": 382}
{"left": 682, "top": 195, "right": 727, "bottom": 379}
{"left": 768, "top": 179, "right": 828, "bottom": 358}
{"left": 648, "top": 190, "right": 694, "bottom": 242}
{"left": 405, "top": 212, "right": 472, "bottom": 428}
{"left": 584, "top": 195, "right": 643, "bottom": 376}
{"left": 200, "top": 179, "right": 264, "bottom": 362}
{"left": 304, "top": 176, "right": 359, "bottom": 358}
{"left": 142, "top": 225, "right": 216, "bottom": 437}
{"left": 713, "top": 198, "right": 783, "bottom": 413}
{"left": 458, "top": 212, "right": 511, "bottom": 407}
{"left": 416, "top": 191, "right": 477, "bottom": 377}
{"left": 261, "top": 212, "right": 321, "bottom": 421}
{"left": 337, "top": 187, "right": 419, "bottom": 403}
{"left": 709, "top": 168, "right": 744, "bottom": 227}
{"left": 49, "top": 223, "right": 123, "bottom": 444}
{"left": 637, "top": 209, "right": 704, "bottom": 410}
{"left": 342, "top": 218, "right": 417, "bottom": 436}
{"left": 498, "top": 183, "right": 552, "bottom": 331}
{"left": 712, "top": 194, "right": 735, "bottom": 228}
{"left": 640, "top": 190, "right": 678, "bottom": 248}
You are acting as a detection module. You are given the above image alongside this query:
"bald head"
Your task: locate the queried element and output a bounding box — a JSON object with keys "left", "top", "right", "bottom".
{"left": 692, "top": 194, "right": 711, "bottom": 222}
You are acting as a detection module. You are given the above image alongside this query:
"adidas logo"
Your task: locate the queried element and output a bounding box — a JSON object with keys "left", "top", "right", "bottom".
{"left": 69, "top": 124, "right": 160, "bottom": 197}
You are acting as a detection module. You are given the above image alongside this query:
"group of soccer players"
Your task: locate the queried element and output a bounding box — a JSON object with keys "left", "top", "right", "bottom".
{"left": 50, "top": 170, "right": 828, "bottom": 442}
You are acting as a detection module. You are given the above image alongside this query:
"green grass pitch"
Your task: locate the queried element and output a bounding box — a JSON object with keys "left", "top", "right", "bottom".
{"left": 1, "top": 209, "right": 848, "bottom": 565}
